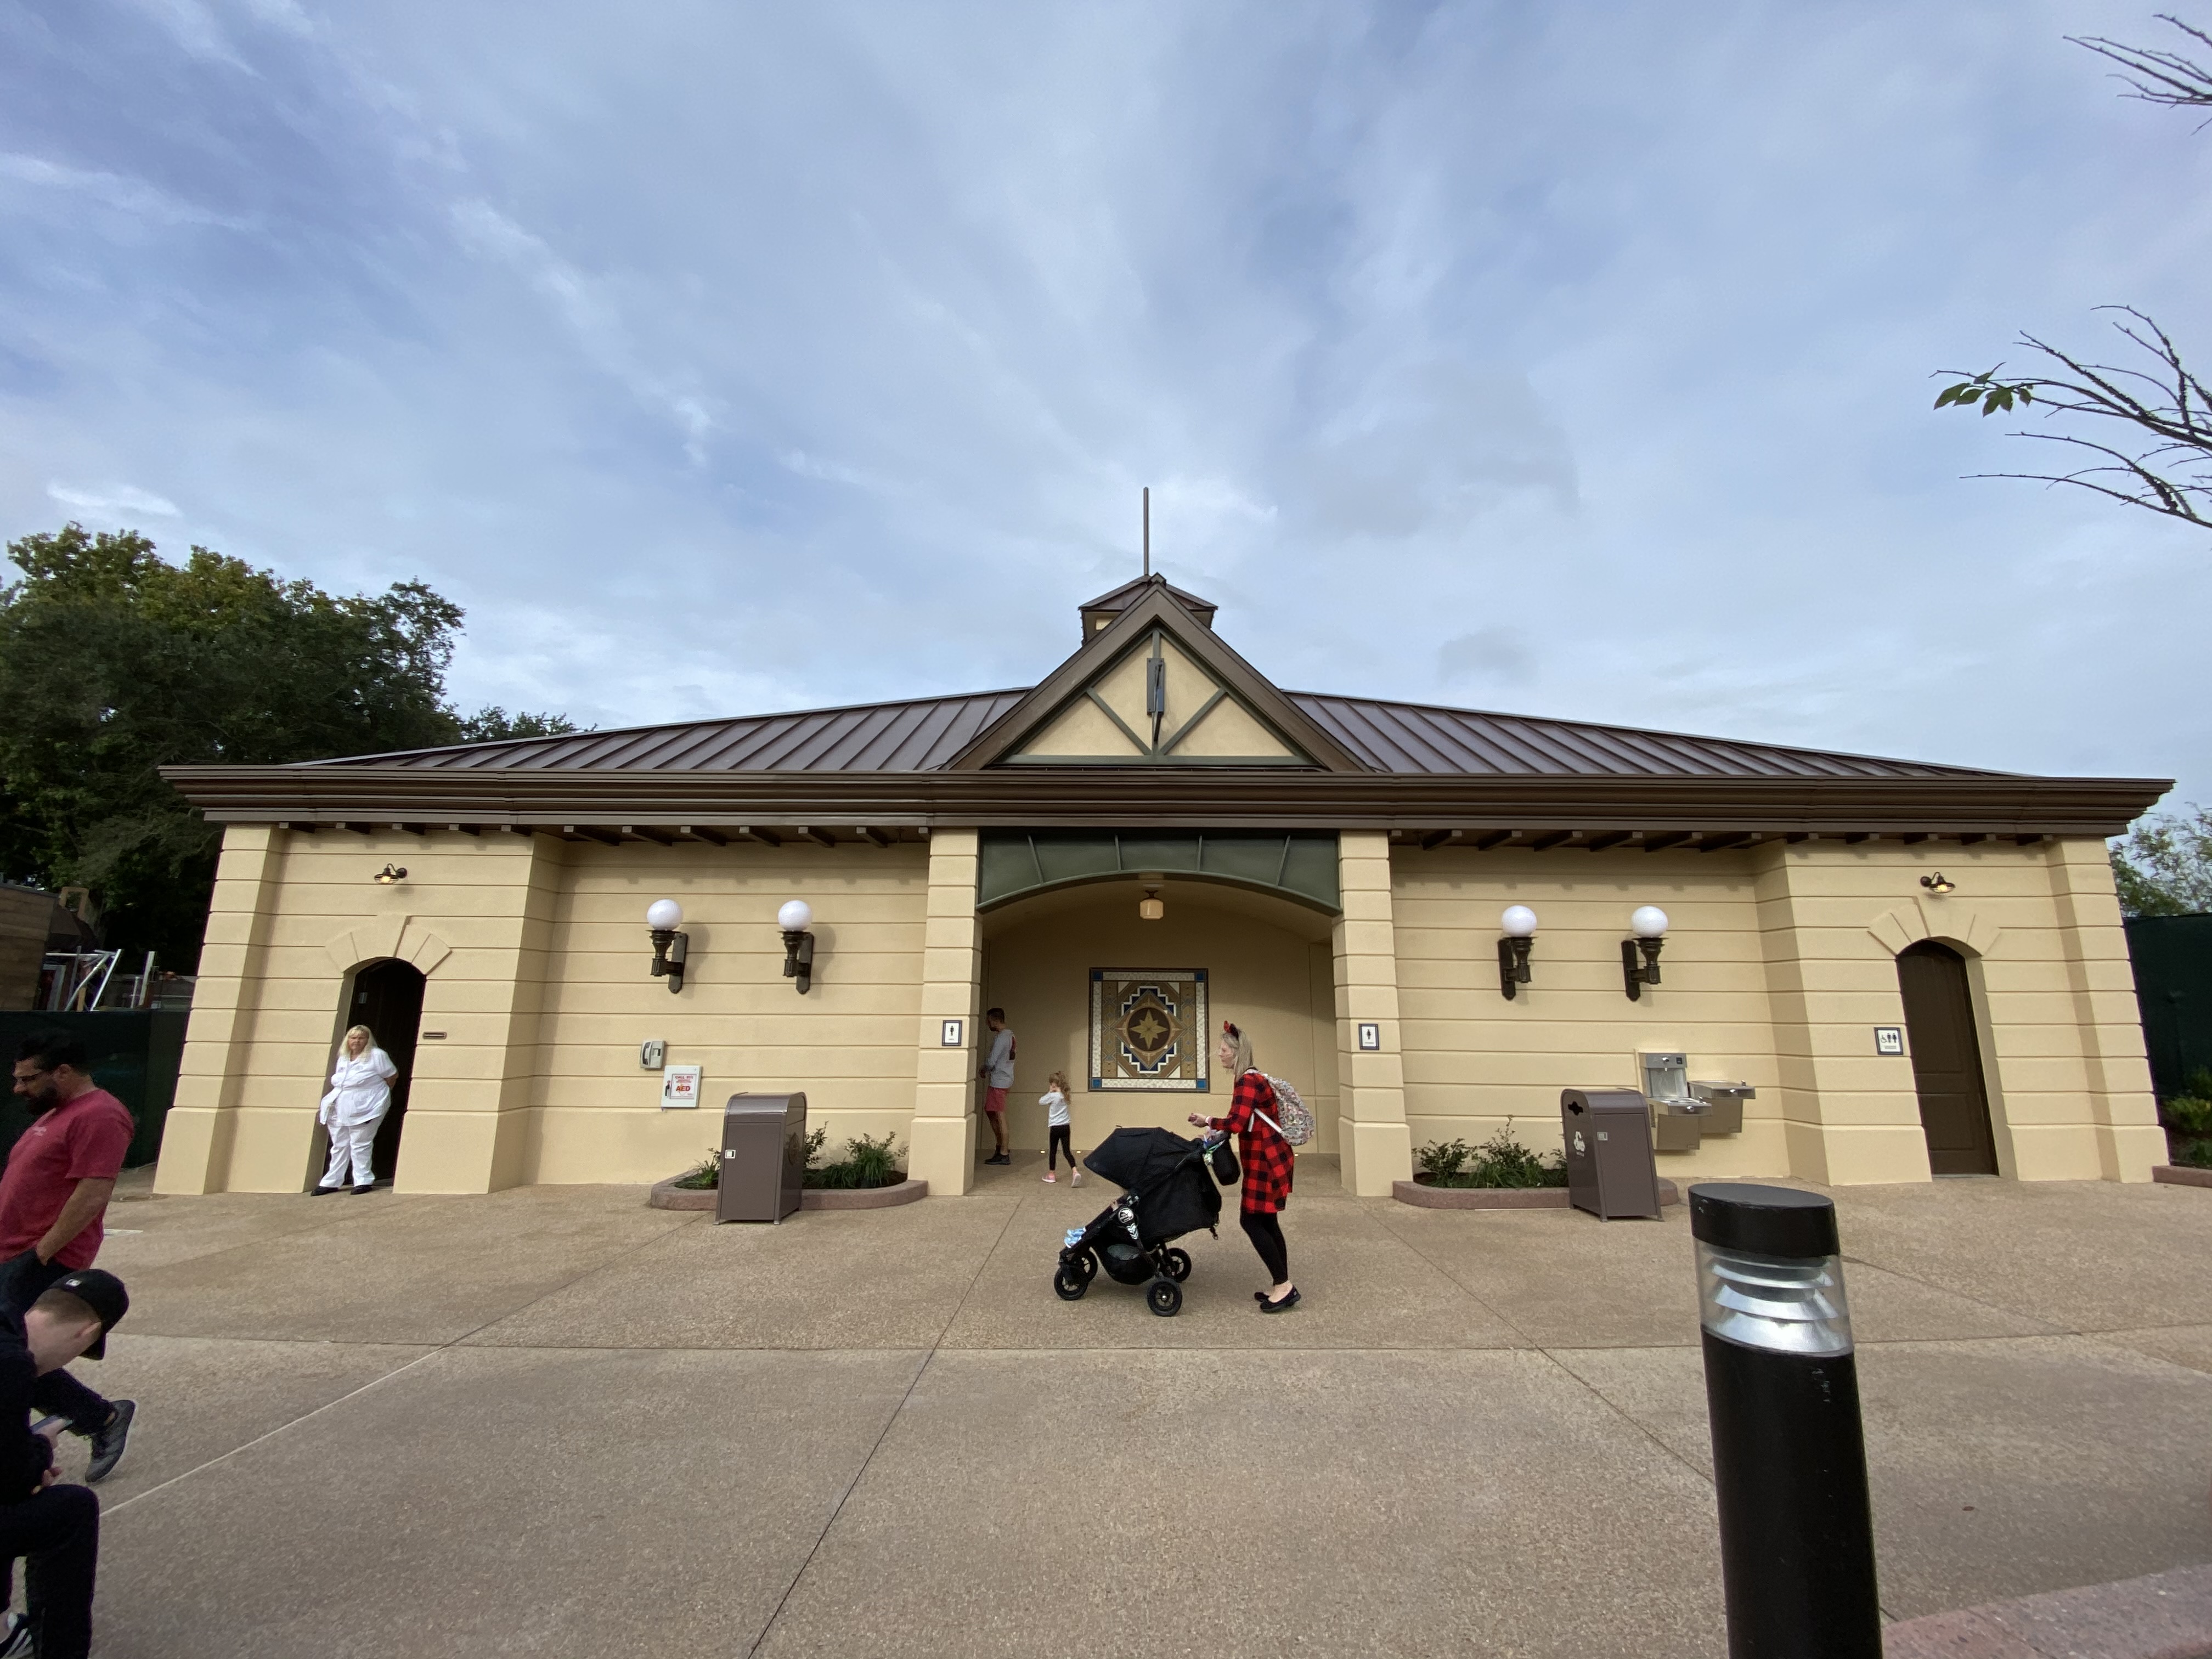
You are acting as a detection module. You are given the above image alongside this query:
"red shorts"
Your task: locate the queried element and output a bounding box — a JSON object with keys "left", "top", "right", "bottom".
{"left": 983, "top": 1087, "right": 1009, "bottom": 1116}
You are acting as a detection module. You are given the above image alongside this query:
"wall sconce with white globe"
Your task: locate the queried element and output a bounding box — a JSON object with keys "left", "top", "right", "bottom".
{"left": 646, "top": 899, "right": 689, "bottom": 994}
{"left": 1138, "top": 887, "right": 1165, "bottom": 922}
{"left": 1497, "top": 905, "right": 1538, "bottom": 999}
{"left": 778, "top": 899, "right": 816, "bottom": 994}
{"left": 1622, "top": 906, "right": 1668, "bottom": 1001}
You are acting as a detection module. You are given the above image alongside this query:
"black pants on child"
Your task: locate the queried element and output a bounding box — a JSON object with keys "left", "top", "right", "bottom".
{"left": 1241, "top": 1210, "right": 1289, "bottom": 1284}
{"left": 1047, "top": 1124, "right": 1074, "bottom": 1170}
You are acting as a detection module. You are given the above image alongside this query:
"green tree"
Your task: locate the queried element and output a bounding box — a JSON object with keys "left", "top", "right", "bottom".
{"left": 1934, "top": 16, "right": 2212, "bottom": 529}
{"left": 0, "top": 524, "right": 574, "bottom": 967}
{"left": 2111, "top": 805, "right": 2212, "bottom": 915}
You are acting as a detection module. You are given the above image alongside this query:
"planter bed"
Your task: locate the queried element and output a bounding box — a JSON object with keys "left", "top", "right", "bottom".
{"left": 2153, "top": 1165, "right": 2212, "bottom": 1190}
{"left": 1393, "top": 1176, "right": 1681, "bottom": 1210}
{"left": 648, "top": 1174, "right": 929, "bottom": 1211}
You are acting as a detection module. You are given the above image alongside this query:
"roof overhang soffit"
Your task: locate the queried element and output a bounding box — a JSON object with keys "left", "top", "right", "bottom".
{"left": 156, "top": 765, "right": 2172, "bottom": 839}
{"left": 940, "top": 583, "right": 1369, "bottom": 774}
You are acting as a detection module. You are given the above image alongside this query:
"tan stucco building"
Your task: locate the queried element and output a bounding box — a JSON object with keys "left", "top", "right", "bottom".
{"left": 156, "top": 579, "right": 2169, "bottom": 1199}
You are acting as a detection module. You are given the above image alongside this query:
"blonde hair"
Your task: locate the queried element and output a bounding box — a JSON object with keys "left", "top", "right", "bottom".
{"left": 1220, "top": 1020, "right": 1255, "bottom": 1076}
{"left": 1045, "top": 1070, "right": 1070, "bottom": 1096}
{"left": 343, "top": 1025, "right": 375, "bottom": 1052}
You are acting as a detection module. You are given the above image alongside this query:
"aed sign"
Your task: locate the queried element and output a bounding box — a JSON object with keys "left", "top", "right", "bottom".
{"left": 661, "top": 1064, "right": 703, "bottom": 1108}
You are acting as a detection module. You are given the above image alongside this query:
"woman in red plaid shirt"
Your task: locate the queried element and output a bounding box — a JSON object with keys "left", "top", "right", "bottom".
{"left": 1188, "top": 1019, "right": 1299, "bottom": 1313}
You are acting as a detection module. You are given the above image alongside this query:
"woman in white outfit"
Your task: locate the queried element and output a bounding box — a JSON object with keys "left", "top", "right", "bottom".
{"left": 315, "top": 1024, "right": 396, "bottom": 1195}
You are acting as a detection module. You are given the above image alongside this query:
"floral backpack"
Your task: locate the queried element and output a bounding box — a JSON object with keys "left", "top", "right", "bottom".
{"left": 1251, "top": 1073, "right": 1317, "bottom": 1147}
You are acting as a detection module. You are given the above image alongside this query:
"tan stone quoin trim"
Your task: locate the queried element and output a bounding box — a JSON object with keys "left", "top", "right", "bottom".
{"left": 1866, "top": 900, "right": 2003, "bottom": 960}
{"left": 323, "top": 916, "right": 453, "bottom": 977}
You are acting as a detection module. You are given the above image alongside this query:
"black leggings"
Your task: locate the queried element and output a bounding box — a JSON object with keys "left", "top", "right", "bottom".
{"left": 1241, "top": 1211, "right": 1289, "bottom": 1284}
{"left": 1048, "top": 1125, "right": 1074, "bottom": 1169}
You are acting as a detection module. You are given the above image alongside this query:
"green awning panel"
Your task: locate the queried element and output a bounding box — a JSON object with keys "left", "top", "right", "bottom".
{"left": 978, "top": 830, "right": 1340, "bottom": 914}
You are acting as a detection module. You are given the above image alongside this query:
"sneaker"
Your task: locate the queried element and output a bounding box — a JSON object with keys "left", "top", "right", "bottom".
{"left": 984, "top": 1153, "right": 1011, "bottom": 1166}
{"left": 1071, "top": 1169, "right": 1083, "bottom": 1186}
{"left": 86, "top": 1399, "right": 135, "bottom": 1484}
{"left": 0, "top": 1609, "right": 30, "bottom": 1657}
{"left": 1042, "top": 1172, "right": 1057, "bottom": 1183}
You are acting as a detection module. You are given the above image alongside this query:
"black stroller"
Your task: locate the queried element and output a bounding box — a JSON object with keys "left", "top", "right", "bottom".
{"left": 1053, "top": 1125, "right": 1229, "bottom": 1317}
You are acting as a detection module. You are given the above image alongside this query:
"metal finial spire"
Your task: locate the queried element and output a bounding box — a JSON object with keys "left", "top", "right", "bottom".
{"left": 1142, "top": 486, "right": 1150, "bottom": 578}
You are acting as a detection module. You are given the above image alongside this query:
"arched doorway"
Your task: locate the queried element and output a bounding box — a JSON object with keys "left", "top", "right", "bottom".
{"left": 1897, "top": 940, "right": 1997, "bottom": 1175}
{"left": 979, "top": 876, "right": 1339, "bottom": 1158}
{"left": 346, "top": 958, "right": 425, "bottom": 1182}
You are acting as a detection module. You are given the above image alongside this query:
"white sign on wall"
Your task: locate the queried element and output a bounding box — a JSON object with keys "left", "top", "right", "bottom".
{"left": 1874, "top": 1027, "right": 1905, "bottom": 1056}
{"left": 662, "top": 1064, "right": 703, "bottom": 1108}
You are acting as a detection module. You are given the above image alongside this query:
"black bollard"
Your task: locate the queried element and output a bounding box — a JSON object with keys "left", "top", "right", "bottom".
{"left": 1690, "top": 1183, "right": 1881, "bottom": 1659}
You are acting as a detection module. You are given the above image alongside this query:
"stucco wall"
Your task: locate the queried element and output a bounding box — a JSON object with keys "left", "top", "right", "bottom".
{"left": 979, "top": 880, "right": 1339, "bottom": 1156}
{"left": 1391, "top": 837, "right": 2160, "bottom": 1184}
{"left": 160, "top": 826, "right": 930, "bottom": 1193}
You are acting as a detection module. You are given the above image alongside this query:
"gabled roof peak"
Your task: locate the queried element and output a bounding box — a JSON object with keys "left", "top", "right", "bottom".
{"left": 1078, "top": 574, "right": 1216, "bottom": 642}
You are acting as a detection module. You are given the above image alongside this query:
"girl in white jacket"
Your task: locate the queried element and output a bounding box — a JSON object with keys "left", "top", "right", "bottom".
{"left": 1041, "top": 1070, "right": 1080, "bottom": 1185}
{"left": 315, "top": 1025, "right": 397, "bottom": 1194}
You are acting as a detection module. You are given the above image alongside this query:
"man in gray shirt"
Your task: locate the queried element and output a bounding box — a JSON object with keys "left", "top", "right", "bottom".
{"left": 978, "top": 1007, "right": 1014, "bottom": 1166}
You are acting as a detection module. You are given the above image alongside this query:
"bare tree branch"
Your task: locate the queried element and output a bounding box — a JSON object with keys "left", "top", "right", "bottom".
{"left": 1936, "top": 309, "right": 2212, "bottom": 529}
{"left": 2070, "top": 14, "right": 2212, "bottom": 114}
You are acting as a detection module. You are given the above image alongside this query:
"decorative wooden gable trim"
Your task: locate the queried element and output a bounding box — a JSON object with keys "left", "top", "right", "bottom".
{"left": 944, "top": 581, "right": 1369, "bottom": 773}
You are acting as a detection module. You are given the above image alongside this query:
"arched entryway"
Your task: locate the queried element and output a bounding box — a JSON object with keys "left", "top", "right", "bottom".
{"left": 345, "top": 958, "right": 426, "bottom": 1182}
{"left": 979, "top": 876, "right": 1340, "bottom": 1158}
{"left": 1897, "top": 940, "right": 1998, "bottom": 1176}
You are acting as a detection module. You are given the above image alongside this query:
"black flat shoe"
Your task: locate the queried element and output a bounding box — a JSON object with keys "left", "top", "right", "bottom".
{"left": 1259, "top": 1288, "right": 1301, "bottom": 1314}
{"left": 351, "top": 1184, "right": 377, "bottom": 1195}
{"left": 311, "top": 1184, "right": 345, "bottom": 1196}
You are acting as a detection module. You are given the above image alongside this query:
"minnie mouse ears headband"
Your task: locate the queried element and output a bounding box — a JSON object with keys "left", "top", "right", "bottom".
{"left": 1221, "top": 1020, "right": 1242, "bottom": 1039}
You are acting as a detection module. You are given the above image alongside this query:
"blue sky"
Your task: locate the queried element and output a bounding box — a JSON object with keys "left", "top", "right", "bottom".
{"left": 3, "top": 1, "right": 2208, "bottom": 806}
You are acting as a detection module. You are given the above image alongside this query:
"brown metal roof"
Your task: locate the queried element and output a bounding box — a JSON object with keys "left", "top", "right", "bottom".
{"left": 308, "top": 691, "right": 1028, "bottom": 773}
{"left": 307, "top": 686, "right": 2006, "bottom": 781}
{"left": 1286, "top": 693, "right": 2005, "bottom": 781}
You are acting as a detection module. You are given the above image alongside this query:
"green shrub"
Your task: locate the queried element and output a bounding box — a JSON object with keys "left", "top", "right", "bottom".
{"left": 1415, "top": 1125, "right": 1568, "bottom": 1188}
{"left": 1415, "top": 1138, "right": 1474, "bottom": 1182}
{"left": 804, "top": 1131, "right": 906, "bottom": 1190}
{"left": 671, "top": 1150, "right": 718, "bottom": 1191}
{"left": 2165, "top": 1097, "right": 2212, "bottom": 1136}
{"left": 2172, "top": 1136, "right": 2212, "bottom": 1171}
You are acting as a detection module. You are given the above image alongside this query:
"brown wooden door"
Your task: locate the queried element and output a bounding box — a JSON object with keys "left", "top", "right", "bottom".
{"left": 349, "top": 959, "right": 425, "bottom": 1182}
{"left": 1897, "top": 941, "right": 1998, "bottom": 1175}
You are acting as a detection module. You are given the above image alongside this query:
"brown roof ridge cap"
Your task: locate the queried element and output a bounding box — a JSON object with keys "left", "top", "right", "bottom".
{"left": 293, "top": 687, "right": 1037, "bottom": 768}
{"left": 1283, "top": 689, "right": 2022, "bottom": 780}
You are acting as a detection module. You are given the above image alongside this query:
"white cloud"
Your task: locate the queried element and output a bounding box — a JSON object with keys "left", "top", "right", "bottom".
{"left": 0, "top": 154, "right": 245, "bottom": 228}
{"left": 1, "top": 0, "right": 2208, "bottom": 809}
{"left": 46, "top": 483, "right": 183, "bottom": 518}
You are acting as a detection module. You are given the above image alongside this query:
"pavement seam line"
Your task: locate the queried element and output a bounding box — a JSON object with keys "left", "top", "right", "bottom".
{"left": 742, "top": 1194, "right": 1025, "bottom": 1659}
{"left": 104, "top": 1209, "right": 707, "bottom": 1515}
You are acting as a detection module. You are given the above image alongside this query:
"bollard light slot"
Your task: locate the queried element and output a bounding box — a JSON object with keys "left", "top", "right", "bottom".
{"left": 1696, "top": 1242, "right": 1853, "bottom": 1356}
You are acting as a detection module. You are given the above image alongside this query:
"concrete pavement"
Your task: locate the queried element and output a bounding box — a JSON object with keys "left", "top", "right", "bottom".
{"left": 54, "top": 1158, "right": 2212, "bottom": 1656}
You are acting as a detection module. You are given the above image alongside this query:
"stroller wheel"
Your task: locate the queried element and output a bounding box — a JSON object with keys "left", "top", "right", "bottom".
{"left": 1163, "top": 1248, "right": 1192, "bottom": 1282}
{"left": 1146, "top": 1278, "right": 1183, "bottom": 1317}
{"left": 1053, "top": 1264, "right": 1090, "bottom": 1301}
{"left": 1074, "top": 1250, "right": 1098, "bottom": 1283}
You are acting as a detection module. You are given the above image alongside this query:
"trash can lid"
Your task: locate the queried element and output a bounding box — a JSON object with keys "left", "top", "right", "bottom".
{"left": 1688, "top": 1182, "right": 1837, "bottom": 1257}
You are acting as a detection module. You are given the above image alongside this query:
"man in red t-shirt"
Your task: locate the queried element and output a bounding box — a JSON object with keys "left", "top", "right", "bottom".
{"left": 4, "top": 1034, "right": 139, "bottom": 1483}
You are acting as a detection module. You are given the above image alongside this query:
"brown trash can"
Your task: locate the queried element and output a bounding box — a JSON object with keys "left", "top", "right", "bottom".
{"left": 716, "top": 1092, "right": 808, "bottom": 1224}
{"left": 1561, "top": 1088, "right": 1662, "bottom": 1220}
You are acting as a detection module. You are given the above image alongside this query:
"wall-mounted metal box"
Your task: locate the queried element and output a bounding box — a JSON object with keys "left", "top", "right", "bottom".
{"left": 1688, "top": 1080, "right": 1755, "bottom": 1138}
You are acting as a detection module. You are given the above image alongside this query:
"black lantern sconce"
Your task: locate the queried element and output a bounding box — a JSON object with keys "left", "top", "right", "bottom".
{"left": 646, "top": 899, "right": 689, "bottom": 994}
{"left": 1919, "top": 872, "right": 1955, "bottom": 895}
{"left": 778, "top": 899, "right": 815, "bottom": 995}
{"left": 1622, "top": 905, "right": 1669, "bottom": 1000}
{"left": 373, "top": 864, "right": 408, "bottom": 885}
{"left": 1497, "top": 905, "right": 1538, "bottom": 998}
